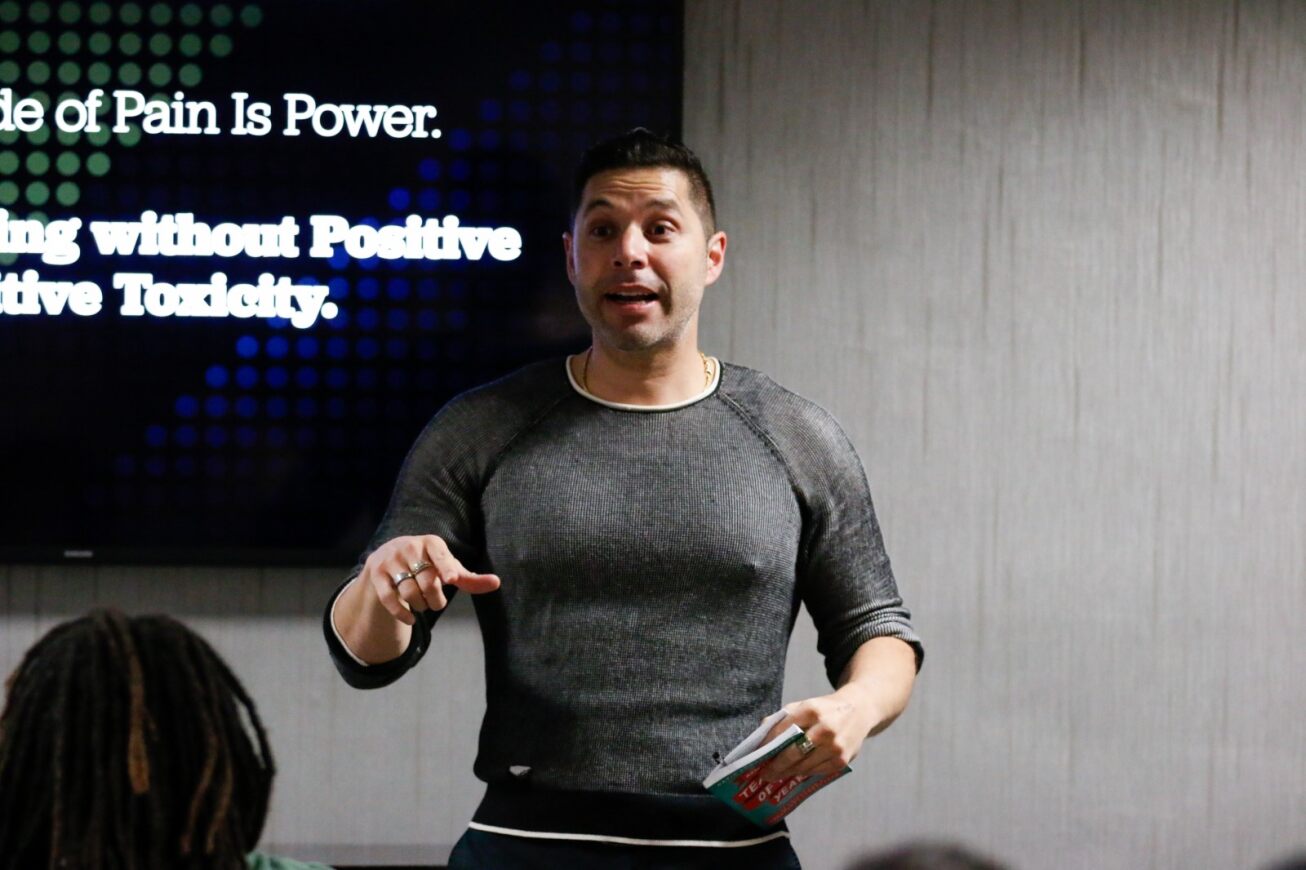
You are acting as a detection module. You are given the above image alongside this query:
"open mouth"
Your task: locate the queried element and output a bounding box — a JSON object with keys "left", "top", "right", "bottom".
{"left": 604, "top": 291, "right": 659, "bottom": 303}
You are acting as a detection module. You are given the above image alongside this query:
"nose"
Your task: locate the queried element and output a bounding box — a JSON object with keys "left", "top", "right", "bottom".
{"left": 612, "top": 225, "right": 648, "bottom": 269}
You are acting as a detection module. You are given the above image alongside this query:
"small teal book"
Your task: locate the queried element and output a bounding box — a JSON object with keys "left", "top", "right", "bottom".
{"left": 702, "top": 710, "right": 851, "bottom": 828}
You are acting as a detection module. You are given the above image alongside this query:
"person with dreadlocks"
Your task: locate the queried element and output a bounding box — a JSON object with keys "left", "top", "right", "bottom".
{"left": 0, "top": 608, "right": 331, "bottom": 870}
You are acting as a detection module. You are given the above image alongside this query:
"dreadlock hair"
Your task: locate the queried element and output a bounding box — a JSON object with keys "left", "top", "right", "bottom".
{"left": 570, "top": 127, "right": 719, "bottom": 236}
{"left": 0, "top": 609, "right": 276, "bottom": 870}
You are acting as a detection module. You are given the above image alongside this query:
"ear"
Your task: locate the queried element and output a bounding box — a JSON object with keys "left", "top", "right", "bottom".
{"left": 703, "top": 230, "right": 727, "bottom": 287}
{"left": 562, "top": 231, "right": 576, "bottom": 285}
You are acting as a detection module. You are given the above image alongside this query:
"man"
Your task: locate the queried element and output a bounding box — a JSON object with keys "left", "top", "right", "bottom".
{"left": 324, "top": 129, "right": 922, "bottom": 869}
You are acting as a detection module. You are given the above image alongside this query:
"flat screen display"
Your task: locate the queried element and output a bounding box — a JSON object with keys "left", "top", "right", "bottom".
{"left": 0, "top": 0, "right": 683, "bottom": 563}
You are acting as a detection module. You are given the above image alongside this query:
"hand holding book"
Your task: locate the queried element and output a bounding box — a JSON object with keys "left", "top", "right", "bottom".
{"left": 702, "top": 710, "right": 851, "bottom": 828}
{"left": 704, "top": 663, "right": 900, "bottom": 826}
{"left": 755, "top": 682, "right": 880, "bottom": 782}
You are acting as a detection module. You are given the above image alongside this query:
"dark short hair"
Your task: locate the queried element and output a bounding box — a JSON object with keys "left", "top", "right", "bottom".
{"left": 571, "top": 127, "right": 718, "bottom": 235}
{"left": 0, "top": 609, "right": 275, "bottom": 870}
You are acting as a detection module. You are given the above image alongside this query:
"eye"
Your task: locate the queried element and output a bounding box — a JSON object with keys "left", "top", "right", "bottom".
{"left": 587, "top": 223, "right": 613, "bottom": 239}
{"left": 648, "top": 222, "right": 674, "bottom": 237}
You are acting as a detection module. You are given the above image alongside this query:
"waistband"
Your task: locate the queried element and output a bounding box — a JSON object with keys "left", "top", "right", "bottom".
{"left": 469, "top": 783, "right": 790, "bottom": 847}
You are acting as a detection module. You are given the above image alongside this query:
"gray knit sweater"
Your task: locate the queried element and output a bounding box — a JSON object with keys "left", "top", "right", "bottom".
{"left": 324, "top": 356, "right": 921, "bottom": 803}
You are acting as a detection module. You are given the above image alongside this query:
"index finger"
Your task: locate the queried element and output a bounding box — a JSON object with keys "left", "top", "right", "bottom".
{"left": 442, "top": 571, "right": 501, "bottom": 594}
{"left": 760, "top": 729, "right": 823, "bottom": 781}
{"left": 417, "top": 537, "right": 501, "bottom": 594}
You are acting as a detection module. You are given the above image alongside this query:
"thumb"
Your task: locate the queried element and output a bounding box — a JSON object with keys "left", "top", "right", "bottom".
{"left": 447, "top": 572, "right": 501, "bottom": 594}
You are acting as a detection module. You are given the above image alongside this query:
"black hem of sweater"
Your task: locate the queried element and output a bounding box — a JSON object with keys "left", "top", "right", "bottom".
{"left": 470, "top": 783, "right": 788, "bottom": 843}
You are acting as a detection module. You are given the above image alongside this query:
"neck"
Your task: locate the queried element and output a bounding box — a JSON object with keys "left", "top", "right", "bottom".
{"left": 572, "top": 339, "right": 712, "bottom": 406}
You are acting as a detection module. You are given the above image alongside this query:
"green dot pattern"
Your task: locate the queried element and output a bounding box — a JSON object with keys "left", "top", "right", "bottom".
{"left": 86, "top": 152, "right": 110, "bottom": 175}
{"left": 55, "top": 180, "right": 78, "bottom": 205}
{"left": 25, "top": 152, "right": 49, "bottom": 175}
{"left": 0, "top": 1, "right": 264, "bottom": 198}
{"left": 25, "top": 180, "right": 49, "bottom": 206}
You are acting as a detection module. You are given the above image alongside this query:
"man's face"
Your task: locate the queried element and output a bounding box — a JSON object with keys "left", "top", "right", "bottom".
{"left": 564, "top": 167, "right": 726, "bottom": 354}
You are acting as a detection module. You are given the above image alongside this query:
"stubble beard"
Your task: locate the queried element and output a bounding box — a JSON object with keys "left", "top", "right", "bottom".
{"left": 581, "top": 289, "right": 697, "bottom": 354}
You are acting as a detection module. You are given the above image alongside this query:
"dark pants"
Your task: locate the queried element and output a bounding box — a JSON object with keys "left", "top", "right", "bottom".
{"left": 447, "top": 828, "right": 802, "bottom": 869}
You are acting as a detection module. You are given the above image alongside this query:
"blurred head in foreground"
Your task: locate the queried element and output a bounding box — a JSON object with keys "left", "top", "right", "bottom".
{"left": 849, "top": 841, "right": 1010, "bottom": 870}
{"left": 0, "top": 608, "right": 275, "bottom": 870}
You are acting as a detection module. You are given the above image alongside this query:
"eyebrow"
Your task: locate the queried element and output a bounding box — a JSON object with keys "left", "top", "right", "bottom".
{"left": 580, "top": 196, "right": 683, "bottom": 218}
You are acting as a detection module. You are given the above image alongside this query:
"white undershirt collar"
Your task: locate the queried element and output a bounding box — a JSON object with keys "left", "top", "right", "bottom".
{"left": 564, "top": 354, "right": 721, "bottom": 412}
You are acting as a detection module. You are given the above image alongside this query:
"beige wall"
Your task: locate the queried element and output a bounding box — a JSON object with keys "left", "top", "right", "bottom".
{"left": 686, "top": 1, "right": 1304, "bottom": 868}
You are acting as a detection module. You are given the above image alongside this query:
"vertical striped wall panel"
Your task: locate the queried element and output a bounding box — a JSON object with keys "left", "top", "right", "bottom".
{"left": 685, "top": 2, "right": 1305, "bottom": 869}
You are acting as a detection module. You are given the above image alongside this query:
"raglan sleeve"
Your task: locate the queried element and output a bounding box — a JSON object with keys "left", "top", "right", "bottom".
{"left": 791, "top": 404, "right": 924, "bottom": 687}
{"left": 323, "top": 391, "right": 492, "bottom": 689}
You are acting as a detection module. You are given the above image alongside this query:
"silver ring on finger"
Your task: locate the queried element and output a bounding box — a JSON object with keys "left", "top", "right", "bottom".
{"left": 797, "top": 733, "right": 817, "bottom": 755}
{"left": 409, "top": 560, "right": 433, "bottom": 575}
{"left": 391, "top": 570, "right": 414, "bottom": 588}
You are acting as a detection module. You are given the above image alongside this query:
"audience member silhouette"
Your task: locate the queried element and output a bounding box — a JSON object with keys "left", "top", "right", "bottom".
{"left": 0, "top": 608, "right": 329, "bottom": 870}
{"left": 848, "top": 841, "right": 1010, "bottom": 870}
